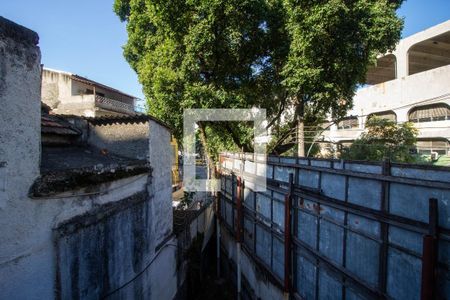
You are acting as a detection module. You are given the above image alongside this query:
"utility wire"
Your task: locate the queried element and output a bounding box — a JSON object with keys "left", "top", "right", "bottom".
{"left": 102, "top": 242, "right": 178, "bottom": 299}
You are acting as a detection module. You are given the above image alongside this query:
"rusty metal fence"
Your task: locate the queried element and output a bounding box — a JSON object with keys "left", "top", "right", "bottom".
{"left": 218, "top": 152, "right": 450, "bottom": 300}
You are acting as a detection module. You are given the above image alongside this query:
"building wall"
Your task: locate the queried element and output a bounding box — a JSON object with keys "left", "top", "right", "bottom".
{"left": 324, "top": 65, "right": 450, "bottom": 143}
{"left": 41, "top": 68, "right": 74, "bottom": 109}
{"left": 148, "top": 120, "right": 174, "bottom": 248}
{"left": 220, "top": 227, "right": 285, "bottom": 300}
{"left": 323, "top": 21, "right": 450, "bottom": 146}
{"left": 0, "top": 17, "right": 176, "bottom": 300}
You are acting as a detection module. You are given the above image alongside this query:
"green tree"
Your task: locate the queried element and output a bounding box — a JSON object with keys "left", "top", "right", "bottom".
{"left": 341, "top": 117, "right": 419, "bottom": 162}
{"left": 114, "top": 0, "right": 404, "bottom": 160}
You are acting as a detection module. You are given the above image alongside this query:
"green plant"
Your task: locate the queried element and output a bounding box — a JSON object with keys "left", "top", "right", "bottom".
{"left": 341, "top": 117, "right": 419, "bottom": 163}
{"left": 179, "top": 191, "right": 195, "bottom": 209}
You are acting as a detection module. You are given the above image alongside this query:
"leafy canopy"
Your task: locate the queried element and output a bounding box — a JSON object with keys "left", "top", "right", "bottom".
{"left": 341, "top": 117, "right": 419, "bottom": 163}
{"left": 114, "top": 0, "right": 404, "bottom": 157}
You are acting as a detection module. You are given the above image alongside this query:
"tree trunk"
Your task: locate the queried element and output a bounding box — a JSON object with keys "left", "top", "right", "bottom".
{"left": 198, "top": 123, "right": 216, "bottom": 179}
{"left": 297, "top": 119, "right": 305, "bottom": 157}
{"left": 297, "top": 100, "right": 305, "bottom": 157}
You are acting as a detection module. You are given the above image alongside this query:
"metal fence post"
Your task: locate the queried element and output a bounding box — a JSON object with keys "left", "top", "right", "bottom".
{"left": 216, "top": 191, "right": 221, "bottom": 279}
{"left": 236, "top": 176, "right": 243, "bottom": 299}
{"left": 421, "top": 198, "right": 438, "bottom": 300}
{"left": 379, "top": 158, "right": 390, "bottom": 294}
{"left": 284, "top": 173, "right": 294, "bottom": 298}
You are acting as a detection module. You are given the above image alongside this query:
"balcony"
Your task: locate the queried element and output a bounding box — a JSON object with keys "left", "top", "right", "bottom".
{"left": 94, "top": 95, "right": 135, "bottom": 115}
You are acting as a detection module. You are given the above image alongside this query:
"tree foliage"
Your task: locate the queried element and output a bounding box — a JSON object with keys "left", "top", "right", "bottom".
{"left": 341, "top": 117, "right": 418, "bottom": 162}
{"left": 114, "top": 0, "right": 404, "bottom": 159}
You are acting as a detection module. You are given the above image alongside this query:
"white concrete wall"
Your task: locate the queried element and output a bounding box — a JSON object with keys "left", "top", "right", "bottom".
{"left": 148, "top": 120, "right": 173, "bottom": 247}
{"left": 0, "top": 16, "right": 43, "bottom": 299}
{"left": 323, "top": 21, "right": 450, "bottom": 144}
{"left": 41, "top": 69, "right": 73, "bottom": 109}
{"left": 220, "top": 226, "right": 285, "bottom": 300}
{"left": 0, "top": 18, "right": 176, "bottom": 299}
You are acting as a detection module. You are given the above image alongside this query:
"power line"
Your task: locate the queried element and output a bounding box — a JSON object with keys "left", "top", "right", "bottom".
{"left": 101, "top": 242, "right": 178, "bottom": 299}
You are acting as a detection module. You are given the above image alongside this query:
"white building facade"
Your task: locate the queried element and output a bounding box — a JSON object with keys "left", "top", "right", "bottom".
{"left": 323, "top": 20, "right": 450, "bottom": 157}
{"left": 42, "top": 67, "right": 140, "bottom": 117}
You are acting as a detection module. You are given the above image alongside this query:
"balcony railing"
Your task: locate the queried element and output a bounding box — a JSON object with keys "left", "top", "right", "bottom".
{"left": 95, "top": 95, "right": 135, "bottom": 114}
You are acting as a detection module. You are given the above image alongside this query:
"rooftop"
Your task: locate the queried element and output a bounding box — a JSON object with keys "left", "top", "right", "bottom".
{"left": 32, "top": 108, "right": 154, "bottom": 197}
{"left": 32, "top": 146, "right": 150, "bottom": 197}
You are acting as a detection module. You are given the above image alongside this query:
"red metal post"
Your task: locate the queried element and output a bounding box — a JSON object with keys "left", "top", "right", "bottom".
{"left": 421, "top": 198, "right": 438, "bottom": 300}
{"left": 284, "top": 174, "right": 294, "bottom": 294}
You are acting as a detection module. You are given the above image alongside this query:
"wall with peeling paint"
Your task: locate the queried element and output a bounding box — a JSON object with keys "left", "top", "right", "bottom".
{"left": 0, "top": 17, "right": 176, "bottom": 300}
{"left": 88, "top": 121, "right": 150, "bottom": 160}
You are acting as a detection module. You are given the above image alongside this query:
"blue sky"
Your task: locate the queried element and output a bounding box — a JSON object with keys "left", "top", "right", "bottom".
{"left": 1, "top": 0, "right": 449, "bottom": 100}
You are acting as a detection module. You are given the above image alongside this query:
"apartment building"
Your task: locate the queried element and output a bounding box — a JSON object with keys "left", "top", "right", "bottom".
{"left": 322, "top": 20, "right": 450, "bottom": 157}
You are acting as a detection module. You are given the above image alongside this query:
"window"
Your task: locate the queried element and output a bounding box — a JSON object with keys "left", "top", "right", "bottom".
{"left": 409, "top": 103, "right": 450, "bottom": 123}
{"left": 416, "top": 139, "right": 449, "bottom": 155}
{"left": 337, "top": 117, "right": 358, "bottom": 129}
{"left": 367, "top": 111, "right": 397, "bottom": 123}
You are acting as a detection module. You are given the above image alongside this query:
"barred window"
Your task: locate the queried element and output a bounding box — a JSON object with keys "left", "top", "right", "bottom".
{"left": 409, "top": 103, "right": 450, "bottom": 123}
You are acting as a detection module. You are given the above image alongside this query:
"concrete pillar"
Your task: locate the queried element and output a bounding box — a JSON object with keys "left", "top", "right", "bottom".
{"left": 394, "top": 46, "right": 409, "bottom": 79}
{"left": 0, "top": 17, "right": 41, "bottom": 199}
{"left": 148, "top": 119, "right": 173, "bottom": 247}
{"left": 0, "top": 17, "right": 43, "bottom": 299}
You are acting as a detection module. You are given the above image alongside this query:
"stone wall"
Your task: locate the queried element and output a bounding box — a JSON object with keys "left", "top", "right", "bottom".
{"left": 88, "top": 122, "right": 150, "bottom": 160}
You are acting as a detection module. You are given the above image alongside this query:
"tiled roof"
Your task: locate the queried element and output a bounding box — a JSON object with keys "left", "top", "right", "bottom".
{"left": 84, "top": 114, "right": 171, "bottom": 130}
{"left": 32, "top": 146, "right": 150, "bottom": 197}
{"left": 41, "top": 114, "right": 81, "bottom": 136}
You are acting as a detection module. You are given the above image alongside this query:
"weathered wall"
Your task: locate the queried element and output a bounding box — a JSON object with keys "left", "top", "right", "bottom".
{"left": 219, "top": 153, "right": 450, "bottom": 300}
{"left": 0, "top": 17, "right": 177, "bottom": 300}
{"left": 148, "top": 120, "right": 173, "bottom": 247}
{"left": 55, "top": 191, "right": 155, "bottom": 299}
{"left": 220, "top": 226, "right": 285, "bottom": 300}
{"left": 0, "top": 16, "right": 44, "bottom": 298}
{"left": 41, "top": 68, "right": 73, "bottom": 109}
{"left": 88, "top": 122, "right": 150, "bottom": 160}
